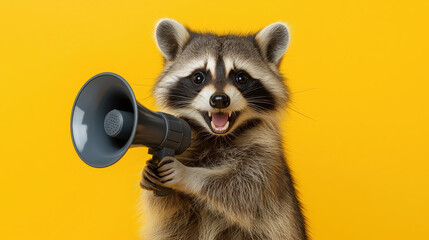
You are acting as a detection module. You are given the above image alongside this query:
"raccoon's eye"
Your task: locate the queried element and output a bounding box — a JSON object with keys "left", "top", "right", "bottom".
{"left": 235, "top": 72, "right": 249, "bottom": 84}
{"left": 192, "top": 71, "right": 205, "bottom": 84}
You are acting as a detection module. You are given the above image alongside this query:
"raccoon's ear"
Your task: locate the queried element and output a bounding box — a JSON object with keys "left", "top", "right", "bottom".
{"left": 255, "top": 22, "right": 290, "bottom": 65}
{"left": 155, "top": 18, "right": 190, "bottom": 61}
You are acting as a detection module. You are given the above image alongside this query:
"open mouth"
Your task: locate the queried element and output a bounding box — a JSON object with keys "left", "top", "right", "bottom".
{"left": 202, "top": 111, "right": 240, "bottom": 134}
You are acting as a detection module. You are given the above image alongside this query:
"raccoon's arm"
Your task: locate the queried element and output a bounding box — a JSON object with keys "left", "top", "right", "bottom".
{"left": 147, "top": 155, "right": 276, "bottom": 229}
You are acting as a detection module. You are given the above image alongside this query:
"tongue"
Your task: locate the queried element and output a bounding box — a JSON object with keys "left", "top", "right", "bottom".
{"left": 212, "top": 112, "right": 229, "bottom": 127}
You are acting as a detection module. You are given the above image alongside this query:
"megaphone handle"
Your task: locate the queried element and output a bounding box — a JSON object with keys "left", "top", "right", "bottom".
{"left": 150, "top": 148, "right": 174, "bottom": 197}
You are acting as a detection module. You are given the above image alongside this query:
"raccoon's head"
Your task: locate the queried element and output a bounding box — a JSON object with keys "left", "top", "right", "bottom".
{"left": 153, "top": 19, "right": 289, "bottom": 138}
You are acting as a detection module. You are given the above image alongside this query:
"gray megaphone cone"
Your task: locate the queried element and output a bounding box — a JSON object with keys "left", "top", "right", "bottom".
{"left": 70, "top": 72, "right": 191, "bottom": 196}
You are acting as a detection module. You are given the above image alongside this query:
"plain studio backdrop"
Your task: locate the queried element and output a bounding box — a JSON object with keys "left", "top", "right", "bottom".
{"left": 0, "top": 0, "right": 428, "bottom": 239}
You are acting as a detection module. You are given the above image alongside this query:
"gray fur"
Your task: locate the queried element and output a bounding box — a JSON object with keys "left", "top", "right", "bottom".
{"left": 140, "top": 19, "right": 307, "bottom": 240}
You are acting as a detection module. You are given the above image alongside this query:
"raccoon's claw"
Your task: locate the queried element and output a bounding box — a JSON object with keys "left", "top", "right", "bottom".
{"left": 158, "top": 157, "right": 177, "bottom": 176}
{"left": 140, "top": 165, "right": 163, "bottom": 191}
{"left": 155, "top": 157, "right": 187, "bottom": 189}
{"left": 158, "top": 158, "right": 174, "bottom": 167}
{"left": 158, "top": 168, "right": 174, "bottom": 177}
{"left": 140, "top": 176, "right": 162, "bottom": 191}
{"left": 145, "top": 160, "right": 159, "bottom": 170}
{"left": 144, "top": 165, "right": 161, "bottom": 181}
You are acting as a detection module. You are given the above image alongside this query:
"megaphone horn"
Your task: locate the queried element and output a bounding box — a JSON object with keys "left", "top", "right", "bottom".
{"left": 70, "top": 72, "right": 191, "bottom": 196}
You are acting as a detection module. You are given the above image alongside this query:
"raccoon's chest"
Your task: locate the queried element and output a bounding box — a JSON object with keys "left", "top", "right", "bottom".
{"left": 178, "top": 140, "right": 245, "bottom": 168}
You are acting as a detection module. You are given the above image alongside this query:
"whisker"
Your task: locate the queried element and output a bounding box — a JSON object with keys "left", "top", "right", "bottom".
{"left": 247, "top": 99, "right": 275, "bottom": 103}
{"left": 291, "top": 88, "right": 318, "bottom": 94}
{"left": 247, "top": 101, "right": 275, "bottom": 105}
{"left": 137, "top": 94, "right": 155, "bottom": 102}
{"left": 241, "top": 86, "right": 267, "bottom": 95}
{"left": 287, "top": 106, "right": 314, "bottom": 120}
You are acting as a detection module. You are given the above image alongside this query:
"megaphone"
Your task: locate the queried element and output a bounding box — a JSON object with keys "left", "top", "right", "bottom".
{"left": 70, "top": 72, "right": 191, "bottom": 196}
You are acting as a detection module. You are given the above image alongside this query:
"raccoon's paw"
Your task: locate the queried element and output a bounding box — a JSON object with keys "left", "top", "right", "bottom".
{"left": 140, "top": 161, "right": 164, "bottom": 191}
{"left": 156, "top": 156, "right": 188, "bottom": 190}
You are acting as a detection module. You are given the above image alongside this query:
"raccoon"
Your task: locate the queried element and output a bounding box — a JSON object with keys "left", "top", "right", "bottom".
{"left": 140, "top": 19, "right": 308, "bottom": 240}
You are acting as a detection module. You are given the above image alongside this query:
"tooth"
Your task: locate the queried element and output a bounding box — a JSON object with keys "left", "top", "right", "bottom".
{"left": 208, "top": 112, "right": 212, "bottom": 117}
{"left": 223, "top": 121, "right": 230, "bottom": 130}
{"left": 228, "top": 112, "right": 232, "bottom": 117}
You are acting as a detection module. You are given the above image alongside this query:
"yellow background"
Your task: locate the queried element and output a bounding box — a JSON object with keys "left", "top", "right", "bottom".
{"left": 1, "top": 0, "right": 428, "bottom": 239}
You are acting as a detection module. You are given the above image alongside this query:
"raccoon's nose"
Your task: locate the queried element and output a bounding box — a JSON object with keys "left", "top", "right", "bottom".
{"left": 210, "top": 93, "right": 230, "bottom": 109}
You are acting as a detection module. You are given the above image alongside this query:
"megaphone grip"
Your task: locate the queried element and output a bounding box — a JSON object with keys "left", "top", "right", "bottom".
{"left": 150, "top": 148, "right": 174, "bottom": 197}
